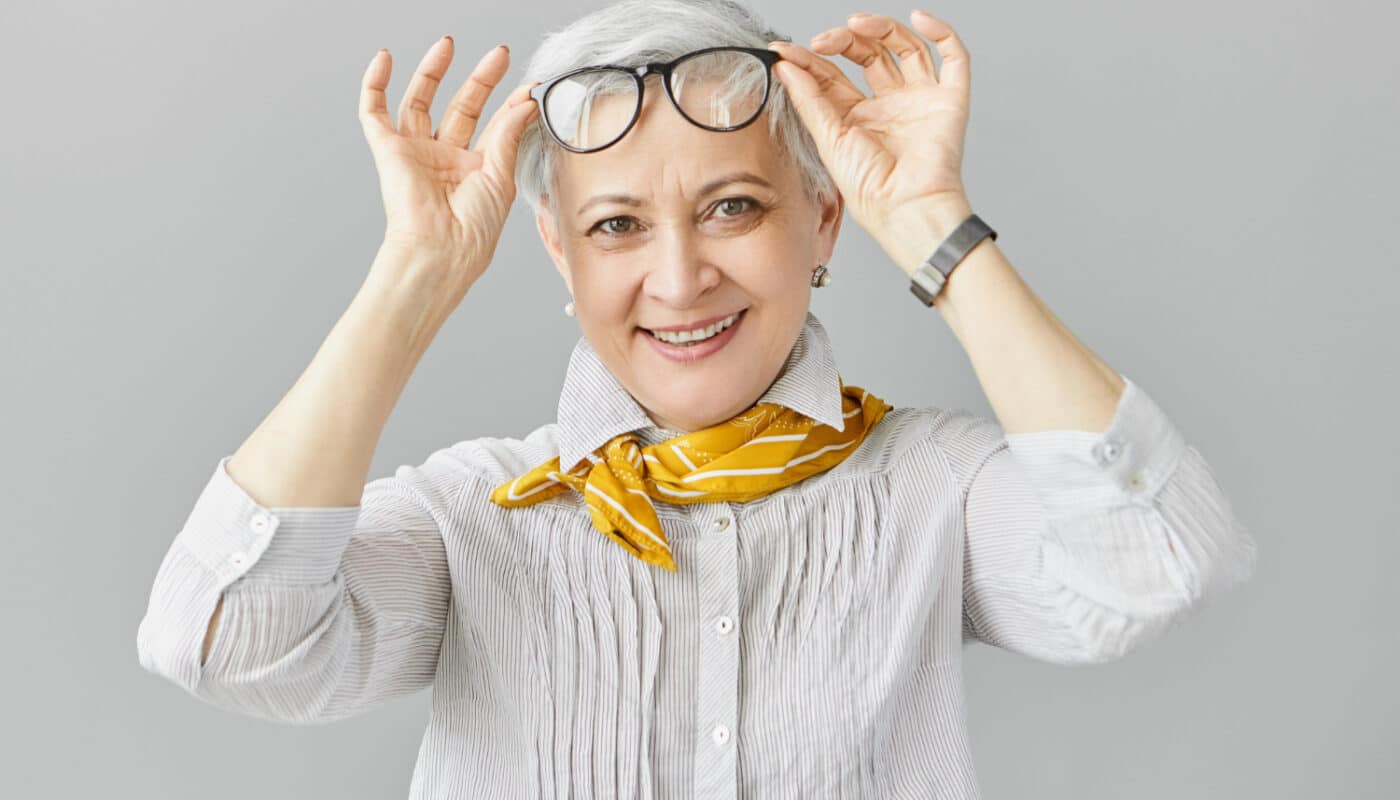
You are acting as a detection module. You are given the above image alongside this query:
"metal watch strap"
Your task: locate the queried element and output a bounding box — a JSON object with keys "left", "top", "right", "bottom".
{"left": 909, "top": 213, "right": 997, "bottom": 306}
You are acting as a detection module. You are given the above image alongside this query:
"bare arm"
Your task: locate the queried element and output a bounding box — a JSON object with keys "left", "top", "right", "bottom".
{"left": 197, "top": 254, "right": 445, "bottom": 665}
{"left": 198, "top": 248, "right": 449, "bottom": 666}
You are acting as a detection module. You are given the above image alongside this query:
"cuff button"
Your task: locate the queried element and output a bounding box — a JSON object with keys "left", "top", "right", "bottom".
{"left": 1127, "top": 473, "right": 1146, "bottom": 492}
{"left": 250, "top": 513, "right": 270, "bottom": 533}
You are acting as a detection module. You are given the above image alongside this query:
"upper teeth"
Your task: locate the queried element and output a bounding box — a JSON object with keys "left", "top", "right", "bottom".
{"left": 649, "top": 311, "right": 741, "bottom": 344}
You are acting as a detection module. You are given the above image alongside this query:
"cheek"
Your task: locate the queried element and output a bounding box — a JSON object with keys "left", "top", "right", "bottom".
{"left": 576, "top": 272, "right": 643, "bottom": 325}
{"left": 745, "top": 225, "right": 816, "bottom": 271}
{"left": 750, "top": 252, "right": 814, "bottom": 295}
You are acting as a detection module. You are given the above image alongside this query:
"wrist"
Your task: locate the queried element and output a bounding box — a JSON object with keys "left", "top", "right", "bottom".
{"left": 878, "top": 192, "right": 976, "bottom": 277}
{"left": 369, "top": 239, "right": 478, "bottom": 305}
{"left": 361, "top": 247, "right": 469, "bottom": 343}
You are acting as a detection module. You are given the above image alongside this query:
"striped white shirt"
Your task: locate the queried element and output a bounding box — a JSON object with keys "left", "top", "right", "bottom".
{"left": 136, "top": 310, "right": 1258, "bottom": 798}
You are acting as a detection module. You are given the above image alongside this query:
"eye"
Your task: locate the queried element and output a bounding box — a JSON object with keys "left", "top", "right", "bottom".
{"left": 712, "top": 197, "right": 758, "bottom": 218}
{"left": 590, "top": 216, "right": 638, "bottom": 236}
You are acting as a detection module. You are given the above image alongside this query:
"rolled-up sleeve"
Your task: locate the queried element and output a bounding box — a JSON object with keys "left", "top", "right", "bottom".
{"left": 135, "top": 453, "right": 456, "bottom": 723}
{"left": 955, "top": 373, "right": 1259, "bottom": 664}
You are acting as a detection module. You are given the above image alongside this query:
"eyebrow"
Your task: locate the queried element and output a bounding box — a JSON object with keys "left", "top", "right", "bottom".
{"left": 575, "top": 171, "right": 776, "bottom": 218}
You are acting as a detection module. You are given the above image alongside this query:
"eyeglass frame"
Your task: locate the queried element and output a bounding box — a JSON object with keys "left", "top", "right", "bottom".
{"left": 527, "top": 45, "right": 784, "bottom": 154}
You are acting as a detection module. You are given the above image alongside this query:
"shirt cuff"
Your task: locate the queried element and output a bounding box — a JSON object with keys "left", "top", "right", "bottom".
{"left": 1002, "top": 373, "right": 1188, "bottom": 515}
{"left": 171, "top": 454, "right": 363, "bottom": 586}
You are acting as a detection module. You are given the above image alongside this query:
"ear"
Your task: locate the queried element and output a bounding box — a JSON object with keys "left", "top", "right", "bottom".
{"left": 534, "top": 193, "right": 572, "bottom": 294}
{"left": 815, "top": 186, "right": 844, "bottom": 265}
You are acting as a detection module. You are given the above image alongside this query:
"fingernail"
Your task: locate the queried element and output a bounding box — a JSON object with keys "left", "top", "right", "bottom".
{"left": 848, "top": 12, "right": 871, "bottom": 19}
{"left": 442, "top": 35, "right": 453, "bottom": 44}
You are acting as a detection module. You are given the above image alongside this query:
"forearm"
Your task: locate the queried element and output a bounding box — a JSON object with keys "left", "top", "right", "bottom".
{"left": 886, "top": 194, "right": 1126, "bottom": 435}
{"left": 226, "top": 244, "right": 453, "bottom": 508}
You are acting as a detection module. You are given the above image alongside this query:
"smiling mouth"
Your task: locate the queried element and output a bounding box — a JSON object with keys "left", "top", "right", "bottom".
{"left": 640, "top": 308, "right": 747, "bottom": 345}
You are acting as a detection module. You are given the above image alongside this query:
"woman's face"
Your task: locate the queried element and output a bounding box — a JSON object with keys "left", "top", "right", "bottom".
{"left": 534, "top": 85, "right": 843, "bottom": 433}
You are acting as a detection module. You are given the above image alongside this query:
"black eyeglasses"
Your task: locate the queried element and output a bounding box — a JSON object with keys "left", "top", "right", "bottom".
{"left": 528, "top": 46, "right": 782, "bottom": 154}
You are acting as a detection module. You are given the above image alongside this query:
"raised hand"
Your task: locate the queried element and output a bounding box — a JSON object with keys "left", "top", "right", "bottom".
{"left": 359, "top": 37, "right": 538, "bottom": 293}
{"left": 768, "top": 10, "right": 976, "bottom": 276}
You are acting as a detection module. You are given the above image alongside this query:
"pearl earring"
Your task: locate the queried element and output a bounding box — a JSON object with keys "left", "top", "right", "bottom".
{"left": 811, "top": 263, "right": 831, "bottom": 288}
{"left": 563, "top": 299, "right": 575, "bottom": 317}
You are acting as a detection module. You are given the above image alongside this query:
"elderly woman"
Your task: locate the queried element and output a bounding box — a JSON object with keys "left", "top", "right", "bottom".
{"left": 136, "top": 0, "right": 1258, "bottom": 796}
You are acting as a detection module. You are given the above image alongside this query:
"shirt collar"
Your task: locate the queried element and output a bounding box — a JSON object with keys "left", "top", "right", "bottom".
{"left": 555, "top": 310, "right": 848, "bottom": 471}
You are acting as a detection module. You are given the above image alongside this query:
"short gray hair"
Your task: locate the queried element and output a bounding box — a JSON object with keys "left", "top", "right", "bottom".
{"left": 513, "top": 0, "right": 836, "bottom": 220}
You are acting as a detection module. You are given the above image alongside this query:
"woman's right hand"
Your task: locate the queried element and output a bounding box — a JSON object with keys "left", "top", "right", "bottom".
{"left": 359, "top": 37, "right": 539, "bottom": 296}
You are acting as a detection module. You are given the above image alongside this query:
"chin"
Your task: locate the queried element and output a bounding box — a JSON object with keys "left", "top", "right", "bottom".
{"left": 650, "top": 390, "right": 751, "bottom": 431}
{"left": 637, "top": 362, "right": 758, "bottom": 428}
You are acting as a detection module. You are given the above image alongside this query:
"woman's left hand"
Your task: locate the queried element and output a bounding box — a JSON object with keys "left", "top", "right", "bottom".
{"left": 769, "top": 10, "right": 976, "bottom": 276}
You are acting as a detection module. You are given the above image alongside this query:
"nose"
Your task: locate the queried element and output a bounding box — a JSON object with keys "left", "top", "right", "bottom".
{"left": 643, "top": 224, "right": 720, "bottom": 309}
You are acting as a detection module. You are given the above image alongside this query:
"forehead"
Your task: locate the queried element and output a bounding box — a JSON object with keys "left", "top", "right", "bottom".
{"left": 551, "top": 87, "right": 796, "bottom": 204}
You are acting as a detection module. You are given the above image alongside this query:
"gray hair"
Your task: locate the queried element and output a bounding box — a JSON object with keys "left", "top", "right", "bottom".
{"left": 513, "top": 0, "right": 837, "bottom": 221}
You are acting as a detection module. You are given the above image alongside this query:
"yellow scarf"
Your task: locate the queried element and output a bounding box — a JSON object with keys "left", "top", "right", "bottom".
{"left": 489, "top": 381, "right": 892, "bottom": 572}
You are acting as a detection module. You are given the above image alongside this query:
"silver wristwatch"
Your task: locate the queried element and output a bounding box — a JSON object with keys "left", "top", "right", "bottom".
{"left": 909, "top": 213, "right": 997, "bottom": 306}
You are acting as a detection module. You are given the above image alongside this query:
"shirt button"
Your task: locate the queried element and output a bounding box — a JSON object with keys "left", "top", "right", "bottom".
{"left": 715, "top": 615, "right": 734, "bottom": 635}
{"left": 229, "top": 551, "right": 248, "bottom": 568}
{"left": 712, "top": 515, "right": 732, "bottom": 532}
{"left": 250, "top": 513, "right": 270, "bottom": 533}
{"left": 711, "top": 724, "right": 731, "bottom": 745}
{"left": 1127, "top": 473, "right": 1146, "bottom": 492}
{"left": 1093, "top": 439, "right": 1121, "bottom": 465}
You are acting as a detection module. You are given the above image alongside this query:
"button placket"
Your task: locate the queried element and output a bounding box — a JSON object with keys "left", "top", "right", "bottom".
{"left": 693, "top": 503, "right": 739, "bottom": 796}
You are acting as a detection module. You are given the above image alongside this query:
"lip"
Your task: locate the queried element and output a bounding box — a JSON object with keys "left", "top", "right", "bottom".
{"left": 643, "top": 310, "right": 746, "bottom": 333}
{"left": 640, "top": 308, "right": 747, "bottom": 363}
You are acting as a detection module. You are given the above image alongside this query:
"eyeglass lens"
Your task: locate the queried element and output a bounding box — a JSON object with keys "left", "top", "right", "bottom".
{"left": 542, "top": 49, "right": 769, "bottom": 152}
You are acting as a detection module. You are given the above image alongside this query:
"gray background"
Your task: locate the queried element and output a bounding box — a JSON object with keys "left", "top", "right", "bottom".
{"left": 3, "top": 0, "right": 1394, "bottom": 796}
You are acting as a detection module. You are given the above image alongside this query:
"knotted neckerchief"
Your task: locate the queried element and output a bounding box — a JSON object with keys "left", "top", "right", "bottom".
{"left": 489, "top": 380, "right": 892, "bottom": 572}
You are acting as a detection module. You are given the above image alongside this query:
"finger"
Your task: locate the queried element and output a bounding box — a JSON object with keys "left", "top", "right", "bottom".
{"left": 397, "top": 35, "right": 454, "bottom": 138}
{"left": 810, "top": 25, "right": 904, "bottom": 95}
{"left": 846, "top": 12, "right": 938, "bottom": 84}
{"left": 435, "top": 44, "right": 511, "bottom": 149}
{"left": 359, "top": 49, "right": 395, "bottom": 144}
{"left": 769, "top": 59, "right": 845, "bottom": 167}
{"left": 472, "top": 82, "right": 541, "bottom": 186}
{"left": 910, "top": 10, "right": 971, "bottom": 91}
{"left": 766, "top": 41, "right": 866, "bottom": 114}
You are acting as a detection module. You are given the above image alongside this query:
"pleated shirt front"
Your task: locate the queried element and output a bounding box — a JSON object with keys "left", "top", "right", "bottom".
{"left": 136, "top": 310, "right": 1259, "bottom": 798}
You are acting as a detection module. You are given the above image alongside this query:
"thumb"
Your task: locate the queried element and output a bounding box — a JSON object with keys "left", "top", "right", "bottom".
{"left": 475, "top": 83, "right": 539, "bottom": 187}
{"left": 773, "top": 60, "right": 844, "bottom": 166}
